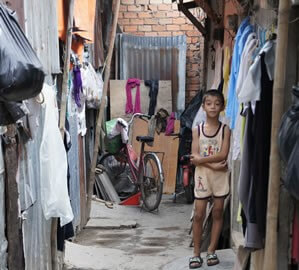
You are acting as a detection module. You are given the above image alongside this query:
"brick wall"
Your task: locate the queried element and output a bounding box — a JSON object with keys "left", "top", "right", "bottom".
{"left": 118, "top": 0, "right": 205, "bottom": 103}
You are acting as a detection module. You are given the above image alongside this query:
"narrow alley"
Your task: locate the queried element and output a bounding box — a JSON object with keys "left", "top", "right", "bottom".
{"left": 64, "top": 195, "right": 235, "bottom": 270}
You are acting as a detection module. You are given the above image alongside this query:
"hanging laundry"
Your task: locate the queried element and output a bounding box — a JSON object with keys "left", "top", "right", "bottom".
{"left": 222, "top": 47, "right": 231, "bottom": 100}
{"left": 73, "top": 66, "right": 83, "bottom": 107}
{"left": 292, "top": 207, "right": 299, "bottom": 264}
{"left": 125, "top": 78, "right": 142, "bottom": 114}
{"left": 145, "top": 80, "right": 159, "bottom": 116}
{"left": 232, "top": 33, "right": 258, "bottom": 160}
{"left": 238, "top": 51, "right": 274, "bottom": 249}
{"left": 165, "top": 112, "right": 176, "bottom": 136}
{"left": 211, "top": 41, "right": 223, "bottom": 89}
{"left": 226, "top": 17, "right": 253, "bottom": 129}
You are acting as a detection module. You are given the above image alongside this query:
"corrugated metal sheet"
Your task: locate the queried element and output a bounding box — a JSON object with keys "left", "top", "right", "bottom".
{"left": 24, "top": 0, "right": 60, "bottom": 75}
{"left": 0, "top": 136, "right": 8, "bottom": 270}
{"left": 68, "top": 115, "right": 81, "bottom": 228}
{"left": 118, "top": 34, "right": 187, "bottom": 113}
{"left": 21, "top": 98, "right": 52, "bottom": 270}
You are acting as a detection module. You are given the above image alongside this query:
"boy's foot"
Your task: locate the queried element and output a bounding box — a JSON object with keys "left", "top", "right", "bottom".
{"left": 206, "top": 252, "right": 219, "bottom": 266}
{"left": 189, "top": 256, "right": 203, "bottom": 269}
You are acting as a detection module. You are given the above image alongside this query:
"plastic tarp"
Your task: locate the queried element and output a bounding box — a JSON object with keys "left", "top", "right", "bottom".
{"left": 279, "top": 86, "right": 299, "bottom": 200}
{"left": 0, "top": 3, "right": 44, "bottom": 102}
{"left": 0, "top": 137, "right": 8, "bottom": 270}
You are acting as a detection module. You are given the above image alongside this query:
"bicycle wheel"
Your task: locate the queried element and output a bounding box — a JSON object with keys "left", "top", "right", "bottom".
{"left": 140, "top": 153, "right": 164, "bottom": 211}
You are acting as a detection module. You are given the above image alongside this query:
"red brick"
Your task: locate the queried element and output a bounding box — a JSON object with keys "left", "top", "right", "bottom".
{"left": 153, "top": 11, "right": 166, "bottom": 18}
{"left": 172, "top": 3, "right": 178, "bottom": 10}
{"left": 157, "top": 31, "right": 172, "bottom": 36}
{"left": 122, "top": 0, "right": 135, "bottom": 4}
{"left": 145, "top": 32, "right": 158, "bottom": 36}
{"left": 124, "top": 25, "right": 138, "bottom": 32}
{"left": 187, "top": 37, "right": 192, "bottom": 43}
{"left": 172, "top": 31, "right": 184, "bottom": 36}
{"left": 180, "top": 24, "right": 194, "bottom": 31}
{"left": 166, "top": 11, "right": 180, "bottom": 17}
{"left": 150, "top": 0, "right": 163, "bottom": 3}
{"left": 173, "top": 17, "right": 186, "bottom": 24}
{"left": 187, "top": 84, "right": 201, "bottom": 90}
{"left": 130, "top": 18, "right": 144, "bottom": 25}
{"left": 118, "top": 12, "right": 124, "bottom": 18}
{"left": 143, "top": 18, "right": 157, "bottom": 24}
{"left": 187, "top": 70, "right": 200, "bottom": 77}
{"left": 138, "top": 25, "right": 152, "bottom": 31}
{"left": 159, "top": 18, "right": 172, "bottom": 24}
{"left": 131, "top": 32, "right": 145, "bottom": 36}
{"left": 158, "top": 4, "right": 172, "bottom": 11}
{"left": 136, "top": 0, "right": 149, "bottom": 4}
{"left": 192, "top": 37, "right": 200, "bottom": 43}
{"left": 128, "top": 5, "right": 143, "bottom": 11}
{"left": 148, "top": 4, "right": 158, "bottom": 11}
{"left": 152, "top": 25, "right": 166, "bottom": 31}
{"left": 138, "top": 12, "right": 152, "bottom": 18}
{"left": 186, "top": 30, "right": 200, "bottom": 37}
{"left": 166, "top": 25, "right": 180, "bottom": 31}
{"left": 124, "top": 12, "right": 138, "bottom": 18}
{"left": 120, "top": 5, "right": 128, "bottom": 11}
{"left": 118, "top": 18, "right": 130, "bottom": 25}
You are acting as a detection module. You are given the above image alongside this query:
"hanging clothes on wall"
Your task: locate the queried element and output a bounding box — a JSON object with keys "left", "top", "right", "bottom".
{"left": 145, "top": 80, "right": 159, "bottom": 116}
{"left": 226, "top": 17, "right": 253, "bottom": 129}
{"left": 238, "top": 41, "right": 275, "bottom": 249}
{"left": 211, "top": 41, "right": 224, "bottom": 90}
{"left": 125, "top": 78, "right": 142, "bottom": 114}
{"left": 222, "top": 47, "right": 231, "bottom": 100}
{"left": 232, "top": 33, "right": 258, "bottom": 160}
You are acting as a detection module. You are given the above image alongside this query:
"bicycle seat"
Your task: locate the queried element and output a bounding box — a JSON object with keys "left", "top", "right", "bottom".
{"left": 136, "top": 136, "right": 154, "bottom": 143}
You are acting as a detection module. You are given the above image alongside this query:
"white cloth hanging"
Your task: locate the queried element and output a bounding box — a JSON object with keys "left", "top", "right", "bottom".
{"left": 40, "top": 84, "right": 74, "bottom": 226}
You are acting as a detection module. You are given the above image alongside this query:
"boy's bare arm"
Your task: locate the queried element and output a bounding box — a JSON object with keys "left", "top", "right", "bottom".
{"left": 191, "top": 126, "right": 231, "bottom": 166}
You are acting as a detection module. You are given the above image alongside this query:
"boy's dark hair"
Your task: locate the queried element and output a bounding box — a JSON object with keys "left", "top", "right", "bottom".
{"left": 202, "top": 89, "right": 225, "bottom": 106}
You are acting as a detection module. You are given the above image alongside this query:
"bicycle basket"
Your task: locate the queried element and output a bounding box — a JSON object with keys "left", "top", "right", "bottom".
{"left": 105, "top": 119, "right": 123, "bottom": 154}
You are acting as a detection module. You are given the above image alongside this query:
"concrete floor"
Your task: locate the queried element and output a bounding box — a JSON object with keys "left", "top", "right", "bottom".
{"left": 64, "top": 195, "right": 235, "bottom": 270}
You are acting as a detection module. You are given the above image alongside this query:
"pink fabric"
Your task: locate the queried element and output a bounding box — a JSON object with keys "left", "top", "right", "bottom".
{"left": 125, "top": 78, "right": 141, "bottom": 114}
{"left": 165, "top": 112, "right": 176, "bottom": 135}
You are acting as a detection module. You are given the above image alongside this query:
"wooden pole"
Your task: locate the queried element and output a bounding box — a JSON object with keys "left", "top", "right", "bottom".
{"left": 263, "top": 1, "right": 290, "bottom": 269}
{"left": 53, "top": 1, "right": 75, "bottom": 269}
{"left": 59, "top": 0, "right": 75, "bottom": 137}
{"left": 86, "top": 0, "right": 121, "bottom": 222}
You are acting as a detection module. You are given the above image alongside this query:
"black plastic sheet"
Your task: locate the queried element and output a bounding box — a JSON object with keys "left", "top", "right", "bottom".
{"left": 279, "top": 85, "right": 299, "bottom": 199}
{"left": 0, "top": 3, "right": 44, "bottom": 102}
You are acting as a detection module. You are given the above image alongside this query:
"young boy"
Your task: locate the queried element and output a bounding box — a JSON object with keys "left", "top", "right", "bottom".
{"left": 189, "top": 90, "right": 231, "bottom": 268}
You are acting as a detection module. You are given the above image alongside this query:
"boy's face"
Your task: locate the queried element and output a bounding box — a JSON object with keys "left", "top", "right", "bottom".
{"left": 202, "top": 95, "right": 224, "bottom": 118}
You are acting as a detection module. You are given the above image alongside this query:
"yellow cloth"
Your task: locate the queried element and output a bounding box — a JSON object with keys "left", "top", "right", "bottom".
{"left": 222, "top": 46, "right": 231, "bottom": 101}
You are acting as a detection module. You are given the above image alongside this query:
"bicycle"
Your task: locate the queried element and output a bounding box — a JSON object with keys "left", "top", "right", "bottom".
{"left": 96, "top": 113, "right": 164, "bottom": 211}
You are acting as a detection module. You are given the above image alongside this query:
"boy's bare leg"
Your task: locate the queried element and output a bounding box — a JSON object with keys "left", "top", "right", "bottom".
{"left": 193, "top": 199, "right": 208, "bottom": 256}
{"left": 208, "top": 197, "right": 225, "bottom": 253}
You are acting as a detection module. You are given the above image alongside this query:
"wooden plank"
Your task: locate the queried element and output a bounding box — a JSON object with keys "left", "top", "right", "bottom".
{"left": 4, "top": 125, "right": 25, "bottom": 270}
{"left": 110, "top": 80, "right": 172, "bottom": 121}
{"left": 131, "top": 119, "right": 180, "bottom": 194}
{"left": 178, "top": 2, "right": 206, "bottom": 36}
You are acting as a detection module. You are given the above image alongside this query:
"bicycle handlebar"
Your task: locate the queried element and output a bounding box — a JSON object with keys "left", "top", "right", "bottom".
{"left": 127, "top": 113, "right": 151, "bottom": 126}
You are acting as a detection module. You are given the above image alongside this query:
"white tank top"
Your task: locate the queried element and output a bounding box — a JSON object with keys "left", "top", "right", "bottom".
{"left": 198, "top": 122, "right": 226, "bottom": 157}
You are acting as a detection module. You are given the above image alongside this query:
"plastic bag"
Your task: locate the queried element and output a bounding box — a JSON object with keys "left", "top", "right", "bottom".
{"left": 81, "top": 63, "right": 103, "bottom": 109}
{"left": 279, "top": 85, "right": 299, "bottom": 199}
{"left": 0, "top": 4, "right": 45, "bottom": 102}
{"left": 278, "top": 86, "right": 299, "bottom": 163}
{"left": 285, "top": 140, "right": 299, "bottom": 200}
{"left": 105, "top": 119, "right": 123, "bottom": 154}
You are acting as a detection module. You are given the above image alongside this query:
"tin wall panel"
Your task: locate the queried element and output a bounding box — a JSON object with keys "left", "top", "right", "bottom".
{"left": 118, "top": 34, "right": 187, "bottom": 113}
{"left": 24, "top": 0, "right": 60, "bottom": 75}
